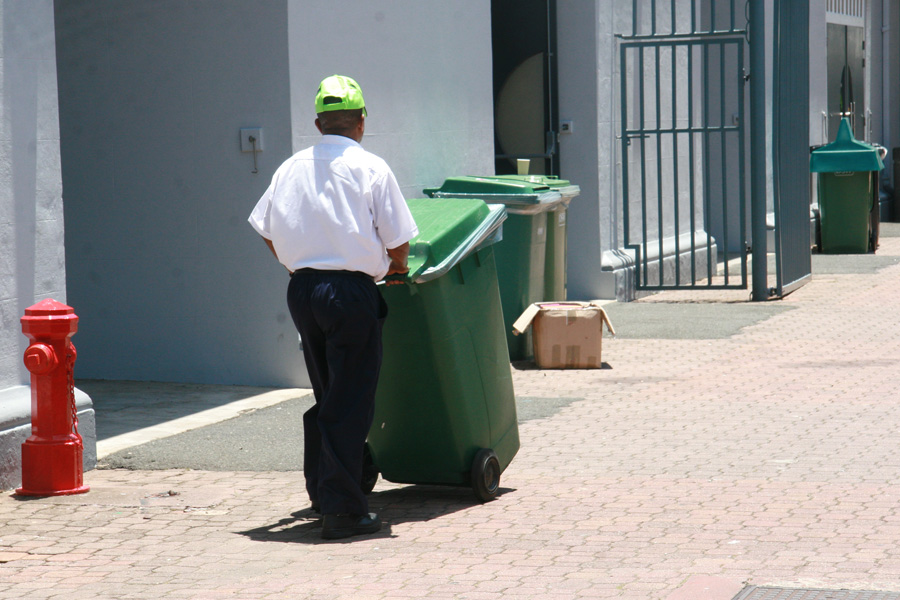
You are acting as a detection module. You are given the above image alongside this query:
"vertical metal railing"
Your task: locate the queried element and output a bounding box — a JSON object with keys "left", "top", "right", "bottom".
{"left": 619, "top": 0, "right": 748, "bottom": 291}
{"left": 629, "top": 0, "right": 746, "bottom": 38}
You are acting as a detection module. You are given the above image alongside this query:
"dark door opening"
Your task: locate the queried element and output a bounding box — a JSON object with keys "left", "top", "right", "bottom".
{"left": 491, "top": 0, "right": 558, "bottom": 176}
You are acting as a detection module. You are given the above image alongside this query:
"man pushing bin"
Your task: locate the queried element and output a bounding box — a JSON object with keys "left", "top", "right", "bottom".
{"left": 248, "top": 75, "right": 418, "bottom": 540}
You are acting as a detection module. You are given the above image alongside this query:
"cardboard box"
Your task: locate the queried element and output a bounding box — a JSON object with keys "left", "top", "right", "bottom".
{"left": 511, "top": 302, "right": 615, "bottom": 369}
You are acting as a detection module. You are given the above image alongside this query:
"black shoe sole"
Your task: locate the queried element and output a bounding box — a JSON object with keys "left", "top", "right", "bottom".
{"left": 321, "top": 517, "right": 381, "bottom": 540}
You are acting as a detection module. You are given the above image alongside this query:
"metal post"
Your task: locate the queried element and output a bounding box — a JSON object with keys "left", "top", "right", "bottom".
{"left": 749, "top": 0, "right": 768, "bottom": 301}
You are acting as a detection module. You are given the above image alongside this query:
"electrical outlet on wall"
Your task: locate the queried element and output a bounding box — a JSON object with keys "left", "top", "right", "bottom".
{"left": 240, "top": 128, "right": 263, "bottom": 152}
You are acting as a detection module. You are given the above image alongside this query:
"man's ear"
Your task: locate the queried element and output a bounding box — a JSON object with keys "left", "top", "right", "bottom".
{"left": 315, "top": 118, "right": 323, "bottom": 134}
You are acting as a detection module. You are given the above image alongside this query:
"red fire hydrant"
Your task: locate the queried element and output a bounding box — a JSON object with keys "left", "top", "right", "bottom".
{"left": 16, "top": 299, "right": 89, "bottom": 496}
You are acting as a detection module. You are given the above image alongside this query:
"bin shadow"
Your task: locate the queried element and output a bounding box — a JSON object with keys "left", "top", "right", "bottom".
{"left": 236, "top": 484, "right": 516, "bottom": 545}
{"left": 512, "top": 360, "right": 613, "bottom": 371}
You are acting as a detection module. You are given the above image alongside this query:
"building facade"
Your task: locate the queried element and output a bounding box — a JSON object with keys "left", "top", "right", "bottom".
{"left": 1, "top": 0, "right": 898, "bottom": 489}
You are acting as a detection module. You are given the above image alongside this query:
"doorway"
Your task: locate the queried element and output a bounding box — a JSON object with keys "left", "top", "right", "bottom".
{"left": 491, "top": 0, "right": 559, "bottom": 176}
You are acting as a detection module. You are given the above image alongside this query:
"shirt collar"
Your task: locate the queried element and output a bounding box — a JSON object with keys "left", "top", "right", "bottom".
{"left": 320, "top": 134, "right": 361, "bottom": 149}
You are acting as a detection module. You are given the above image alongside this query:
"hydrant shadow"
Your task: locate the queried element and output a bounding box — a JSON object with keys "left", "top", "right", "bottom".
{"left": 236, "top": 484, "right": 515, "bottom": 544}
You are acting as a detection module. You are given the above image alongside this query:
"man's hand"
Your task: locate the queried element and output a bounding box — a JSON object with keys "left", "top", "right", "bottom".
{"left": 384, "top": 242, "right": 410, "bottom": 286}
{"left": 386, "top": 242, "right": 410, "bottom": 276}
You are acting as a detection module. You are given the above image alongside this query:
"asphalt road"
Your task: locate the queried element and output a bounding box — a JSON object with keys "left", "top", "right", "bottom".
{"left": 98, "top": 394, "right": 580, "bottom": 472}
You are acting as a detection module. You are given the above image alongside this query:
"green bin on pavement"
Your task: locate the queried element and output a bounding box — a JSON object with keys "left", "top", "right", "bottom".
{"left": 491, "top": 175, "right": 580, "bottom": 301}
{"left": 367, "top": 197, "right": 519, "bottom": 502}
{"left": 424, "top": 176, "right": 563, "bottom": 361}
{"left": 810, "top": 118, "right": 884, "bottom": 253}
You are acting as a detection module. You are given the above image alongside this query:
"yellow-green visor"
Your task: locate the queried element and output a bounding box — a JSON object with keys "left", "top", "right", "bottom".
{"left": 315, "top": 75, "right": 367, "bottom": 116}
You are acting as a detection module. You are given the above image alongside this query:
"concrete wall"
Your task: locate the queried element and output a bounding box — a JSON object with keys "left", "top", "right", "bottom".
{"left": 56, "top": 0, "right": 297, "bottom": 386}
{"left": 1, "top": 0, "right": 66, "bottom": 389}
{"left": 556, "top": 0, "right": 604, "bottom": 300}
{"left": 0, "top": 0, "right": 94, "bottom": 492}
{"left": 56, "top": 0, "right": 495, "bottom": 387}
{"left": 557, "top": 0, "right": 635, "bottom": 300}
{"left": 286, "top": 0, "right": 495, "bottom": 200}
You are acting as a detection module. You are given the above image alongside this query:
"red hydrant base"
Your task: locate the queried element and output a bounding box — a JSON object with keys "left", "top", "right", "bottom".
{"left": 16, "top": 440, "right": 89, "bottom": 497}
{"left": 15, "top": 484, "right": 90, "bottom": 497}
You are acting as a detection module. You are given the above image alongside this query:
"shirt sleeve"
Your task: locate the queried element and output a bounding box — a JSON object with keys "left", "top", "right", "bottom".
{"left": 371, "top": 168, "right": 419, "bottom": 249}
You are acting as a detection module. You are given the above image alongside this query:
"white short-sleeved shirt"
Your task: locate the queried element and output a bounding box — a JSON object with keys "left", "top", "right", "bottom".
{"left": 248, "top": 135, "right": 418, "bottom": 280}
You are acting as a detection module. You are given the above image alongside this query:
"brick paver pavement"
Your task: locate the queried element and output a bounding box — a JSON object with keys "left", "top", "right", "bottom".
{"left": 2, "top": 240, "right": 900, "bottom": 599}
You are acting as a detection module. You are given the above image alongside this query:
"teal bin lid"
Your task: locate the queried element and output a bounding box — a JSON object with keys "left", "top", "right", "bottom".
{"left": 402, "top": 197, "right": 506, "bottom": 283}
{"left": 423, "top": 176, "right": 563, "bottom": 214}
{"left": 810, "top": 118, "right": 885, "bottom": 173}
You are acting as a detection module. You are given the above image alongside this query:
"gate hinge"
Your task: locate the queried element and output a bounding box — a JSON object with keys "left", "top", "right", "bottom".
{"left": 743, "top": 69, "right": 750, "bottom": 82}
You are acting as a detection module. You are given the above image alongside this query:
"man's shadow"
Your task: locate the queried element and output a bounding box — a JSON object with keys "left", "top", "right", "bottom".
{"left": 236, "top": 484, "right": 515, "bottom": 544}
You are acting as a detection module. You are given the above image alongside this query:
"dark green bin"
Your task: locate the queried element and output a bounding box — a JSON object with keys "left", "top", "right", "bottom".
{"left": 810, "top": 118, "right": 884, "bottom": 253}
{"left": 368, "top": 197, "right": 519, "bottom": 502}
{"left": 424, "top": 177, "right": 564, "bottom": 361}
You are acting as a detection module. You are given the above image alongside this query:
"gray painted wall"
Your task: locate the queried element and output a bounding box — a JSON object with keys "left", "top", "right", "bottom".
{"left": 57, "top": 0, "right": 297, "bottom": 386}
{"left": 56, "top": 0, "right": 495, "bottom": 387}
{"left": 557, "top": 0, "right": 624, "bottom": 301}
{"left": 286, "top": 0, "right": 495, "bottom": 200}
{"left": 1, "top": 0, "right": 66, "bottom": 389}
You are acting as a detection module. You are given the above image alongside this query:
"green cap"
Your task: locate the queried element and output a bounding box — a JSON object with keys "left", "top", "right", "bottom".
{"left": 315, "top": 75, "right": 367, "bottom": 116}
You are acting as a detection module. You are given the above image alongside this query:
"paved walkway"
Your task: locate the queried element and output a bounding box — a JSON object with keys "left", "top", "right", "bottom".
{"left": 2, "top": 236, "right": 900, "bottom": 599}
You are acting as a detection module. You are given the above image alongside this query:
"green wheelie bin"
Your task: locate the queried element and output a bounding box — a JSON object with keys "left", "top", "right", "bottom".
{"left": 490, "top": 175, "right": 580, "bottom": 301}
{"left": 810, "top": 118, "right": 884, "bottom": 253}
{"left": 365, "top": 197, "right": 519, "bottom": 502}
{"left": 424, "top": 177, "right": 564, "bottom": 362}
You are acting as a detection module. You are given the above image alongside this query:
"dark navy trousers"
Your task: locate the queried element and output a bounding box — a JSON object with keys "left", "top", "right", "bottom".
{"left": 286, "top": 269, "right": 387, "bottom": 516}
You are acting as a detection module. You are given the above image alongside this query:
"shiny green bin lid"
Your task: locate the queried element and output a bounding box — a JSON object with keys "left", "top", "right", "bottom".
{"left": 404, "top": 197, "right": 491, "bottom": 281}
{"left": 810, "top": 118, "right": 884, "bottom": 173}
{"left": 422, "top": 176, "right": 564, "bottom": 215}
{"left": 423, "top": 175, "right": 550, "bottom": 202}
{"left": 489, "top": 175, "right": 580, "bottom": 200}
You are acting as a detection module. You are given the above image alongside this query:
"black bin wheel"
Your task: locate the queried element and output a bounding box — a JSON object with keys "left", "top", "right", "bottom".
{"left": 471, "top": 448, "right": 500, "bottom": 502}
{"left": 361, "top": 444, "right": 378, "bottom": 495}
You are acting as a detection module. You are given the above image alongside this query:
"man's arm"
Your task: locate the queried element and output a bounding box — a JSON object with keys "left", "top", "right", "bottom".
{"left": 386, "top": 242, "right": 410, "bottom": 276}
{"left": 262, "top": 237, "right": 279, "bottom": 261}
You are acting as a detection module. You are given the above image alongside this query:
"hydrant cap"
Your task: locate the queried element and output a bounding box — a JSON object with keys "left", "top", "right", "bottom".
{"left": 24, "top": 299, "right": 75, "bottom": 317}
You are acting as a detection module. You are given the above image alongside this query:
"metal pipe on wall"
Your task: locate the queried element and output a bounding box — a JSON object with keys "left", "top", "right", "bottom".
{"left": 750, "top": 0, "right": 768, "bottom": 300}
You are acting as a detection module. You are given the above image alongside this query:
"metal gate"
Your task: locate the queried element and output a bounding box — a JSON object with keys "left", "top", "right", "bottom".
{"left": 619, "top": 1, "right": 748, "bottom": 291}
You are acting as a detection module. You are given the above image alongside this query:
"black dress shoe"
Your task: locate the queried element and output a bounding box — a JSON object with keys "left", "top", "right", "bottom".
{"left": 321, "top": 513, "right": 381, "bottom": 540}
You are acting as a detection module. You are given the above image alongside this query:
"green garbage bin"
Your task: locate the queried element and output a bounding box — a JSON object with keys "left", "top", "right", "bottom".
{"left": 491, "top": 175, "right": 580, "bottom": 300}
{"left": 810, "top": 118, "right": 884, "bottom": 253}
{"left": 367, "top": 197, "right": 518, "bottom": 502}
{"left": 424, "top": 176, "right": 564, "bottom": 361}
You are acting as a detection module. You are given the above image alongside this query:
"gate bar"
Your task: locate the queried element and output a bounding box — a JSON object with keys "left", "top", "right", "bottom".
{"left": 719, "top": 39, "right": 729, "bottom": 285}
{"left": 656, "top": 44, "right": 665, "bottom": 286}
{"left": 671, "top": 40, "right": 681, "bottom": 285}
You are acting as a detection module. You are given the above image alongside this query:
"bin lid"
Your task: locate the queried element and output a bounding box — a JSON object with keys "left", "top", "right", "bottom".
{"left": 490, "top": 175, "right": 580, "bottom": 203}
{"left": 810, "top": 118, "right": 885, "bottom": 173}
{"left": 402, "top": 197, "right": 507, "bottom": 283}
{"left": 423, "top": 176, "right": 564, "bottom": 214}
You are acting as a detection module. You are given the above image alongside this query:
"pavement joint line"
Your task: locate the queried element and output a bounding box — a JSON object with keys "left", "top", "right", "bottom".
{"left": 95, "top": 388, "right": 311, "bottom": 458}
